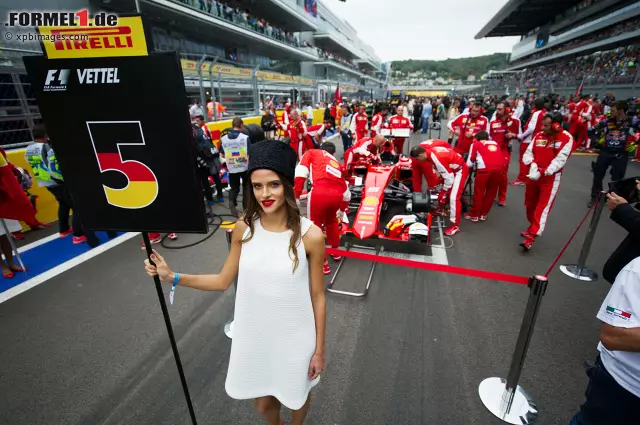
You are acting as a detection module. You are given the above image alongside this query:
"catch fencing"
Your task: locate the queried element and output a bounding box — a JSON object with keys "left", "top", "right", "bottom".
{"left": 179, "top": 53, "right": 321, "bottom": 120}
{"left": 0, "top": 47, "right": 42, "bottom": 149}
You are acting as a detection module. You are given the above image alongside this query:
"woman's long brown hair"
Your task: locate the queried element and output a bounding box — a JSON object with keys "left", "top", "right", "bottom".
{"left": 242, "top": 170, "right": 302, "bottom": 272}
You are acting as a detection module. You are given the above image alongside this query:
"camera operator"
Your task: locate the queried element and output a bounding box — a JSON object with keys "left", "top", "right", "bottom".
{"left": 603, "top": 180, "right": 640, "bottom": 285}
{"left": 587, "top": 100, "right": 640, "bottom": 208}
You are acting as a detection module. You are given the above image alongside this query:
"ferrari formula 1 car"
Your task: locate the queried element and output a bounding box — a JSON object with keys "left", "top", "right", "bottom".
{"left": 342, "top": 134, "right": 433, "bottom": 244}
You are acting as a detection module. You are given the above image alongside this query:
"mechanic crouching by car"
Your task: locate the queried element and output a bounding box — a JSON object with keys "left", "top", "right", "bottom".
{"left": 294, "top": 142, "right": 351, "bottom": 276}
{"left": 410, "top": 139, "right": 450, "bottom": 191}
{"left": 587, "top": 100, "right": 640, "bottom": 208}
{"left": 409, "top": 143, "right": 468, "bottom": 236}
{"left": 343, "top": 135, "right": 386, "bottom": 171}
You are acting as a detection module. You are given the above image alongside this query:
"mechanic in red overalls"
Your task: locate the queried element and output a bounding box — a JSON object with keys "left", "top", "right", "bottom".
{"left": 370, "top": 105, "right": 388, "bottom": 138}
{"left": 447, "top": 103, "right": 490, "bottom": 155}
{"left": 520, "top": 112, "right": 574, "bottom": 250}
{"left": 410, "top": 143, "right": 468, "bottom": 236}
{"left": 350, "top": 104, "right": 369, "bottom": 142}
{"left": 513, "top": 98, "right": 546, "bottom": 185}
{"left": 410, "top": 139, "right": 450, "bottom": 191}
{"left": 489, "top": 101, "right": 521, "bottom": 206}
{"left": 465, "top": 131, "right": 507, "bottom": 222}
{"left": 281, "top": 110, "right": 314, "bottom": 161}
{"left": 294, "top": 142, "right": 351, "bottom": 275}
{"left": 388, "top": 105, "right": 413, "bottom": 154}
{"left": 343, "top": 135, "right": 386, "bottom": 170}
{"left": 575, "top": 94, "right": 595, "bottom": 151}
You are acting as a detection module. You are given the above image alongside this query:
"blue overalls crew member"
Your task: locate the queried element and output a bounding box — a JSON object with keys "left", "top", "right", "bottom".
{"left": 588, "top": 100, "right": 640, "bottom": 207}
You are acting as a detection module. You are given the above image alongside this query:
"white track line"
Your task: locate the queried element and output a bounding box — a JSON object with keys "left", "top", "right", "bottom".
{"left": 15, "top": 233, "right": 60, "bottom": 253}
{"left": 0, "top": 232, "right": 140, "bottom": 305}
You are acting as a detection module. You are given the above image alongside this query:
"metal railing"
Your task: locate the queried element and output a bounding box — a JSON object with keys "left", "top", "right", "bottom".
{"left": 169, "top": 0, "right": 316, "bottom": 56}
{"left": 179, "top": 53, "right": 321, "bottom": 120}
{"left": 0, "top": 47, "right": 42, "bottom": 148}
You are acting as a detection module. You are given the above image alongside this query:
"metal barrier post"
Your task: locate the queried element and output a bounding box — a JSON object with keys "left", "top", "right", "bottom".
{"left": 223, "top": 229, "right": 238, "bottom": 338}
{"left": 196, "top": 54, "right": 207, "bottom": 113}
{"left": 252, "top": 66, "right": 260, "bottom": 115}
{"left": 208, "top": 57, "right": 218, "bottom": 121}
{"left": 559, "top": 192, "right": 606, "bottom": 282}
{"left": 479, "top": 275, "right": 546, "bottom": 424}
{"left": 217, "top": 72, "right": 222, "bottom": 119}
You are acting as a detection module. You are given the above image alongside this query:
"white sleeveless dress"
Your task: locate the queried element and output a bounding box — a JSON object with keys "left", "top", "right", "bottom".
{"left": 225, "top": 216, "right": 320, "bottom": 410}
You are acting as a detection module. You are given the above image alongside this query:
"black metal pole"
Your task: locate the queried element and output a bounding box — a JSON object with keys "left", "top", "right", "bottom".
{"left": 502, "top": 275, "right": 548, "bottom": 413}
{"left": 576, "top": 191, "right": 606, "bottom": 270}
{"left": 142, "top": 232, "right": 198, "bottom": 425}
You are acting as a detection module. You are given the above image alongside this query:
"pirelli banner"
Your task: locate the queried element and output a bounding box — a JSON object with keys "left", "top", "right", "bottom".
{"left": 24, "top": 15, "right": 207, "bottom": 233}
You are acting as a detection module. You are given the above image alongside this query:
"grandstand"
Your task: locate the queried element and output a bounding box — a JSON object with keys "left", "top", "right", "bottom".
{"left": 476, "top": 0, "right": 640, "bottom": 97}
{"left": 0, "top": 0, "right": 388, "bottom": 146}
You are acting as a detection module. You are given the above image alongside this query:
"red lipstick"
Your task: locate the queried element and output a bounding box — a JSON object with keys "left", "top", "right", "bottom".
{"left": 261, "top": 200, "right": 275, "bottom": 208}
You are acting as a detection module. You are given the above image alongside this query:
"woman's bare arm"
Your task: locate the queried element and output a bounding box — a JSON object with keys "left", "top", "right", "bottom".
{"left": 144, "top": 220, "right": 247, "bottom": 292}
{"left": 304, "top": 225, "right": 327, "bottom": 355}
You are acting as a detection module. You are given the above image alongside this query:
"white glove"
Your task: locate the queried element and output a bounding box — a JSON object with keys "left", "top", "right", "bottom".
{"left": 527, "top": 163, "right": 540, "bottom": 181}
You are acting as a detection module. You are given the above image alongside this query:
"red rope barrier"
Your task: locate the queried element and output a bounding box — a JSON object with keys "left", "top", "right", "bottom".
{"left": 544, "top": 198, "right": 599, "bottom": 278}
{"left": 326, "top": 248, "right": 530, "bottom": 285}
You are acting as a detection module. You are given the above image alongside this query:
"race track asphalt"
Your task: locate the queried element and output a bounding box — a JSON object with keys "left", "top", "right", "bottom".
{"left": 0, "top": 129, "right": 634, "bottom": 425}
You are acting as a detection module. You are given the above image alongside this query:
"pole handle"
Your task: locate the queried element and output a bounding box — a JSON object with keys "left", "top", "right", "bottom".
{"left": 142, "top": 232, "right": 198, "bottom": 425}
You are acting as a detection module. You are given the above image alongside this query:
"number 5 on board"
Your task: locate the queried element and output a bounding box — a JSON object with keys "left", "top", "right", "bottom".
{"left": 86, "top": 121, "right": 159, "bottom": 209}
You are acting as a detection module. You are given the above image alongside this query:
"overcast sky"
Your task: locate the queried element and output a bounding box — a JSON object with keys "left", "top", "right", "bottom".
{"left": 322, "top": 0, "right": 520, "bottom": 62}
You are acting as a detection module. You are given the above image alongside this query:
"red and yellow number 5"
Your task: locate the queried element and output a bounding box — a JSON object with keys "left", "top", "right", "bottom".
{"left": 86, "top": 121, "right": 159, "bottom": 209}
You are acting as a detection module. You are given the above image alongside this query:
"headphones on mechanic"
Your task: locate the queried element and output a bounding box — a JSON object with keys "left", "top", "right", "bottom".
{"left": 498, "top": 101, "right": 511, "bottom": 115}
{"left": 547, "top": 112, "right": 563, "bottom": 133}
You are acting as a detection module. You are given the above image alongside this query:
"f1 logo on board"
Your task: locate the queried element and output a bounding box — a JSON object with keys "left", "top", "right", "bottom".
{"left": 44, "top": 69, "right": 70, "bottom": 92}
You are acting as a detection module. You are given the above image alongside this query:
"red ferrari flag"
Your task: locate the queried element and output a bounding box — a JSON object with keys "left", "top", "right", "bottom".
{"left": 334, "top": 83, "right": 342, "bottom": 103}
{"left": 575, "top": 79, "right": 584, "bottom": 97}
{"left": 0, "top": 152, "right": 36, "bottom": 222}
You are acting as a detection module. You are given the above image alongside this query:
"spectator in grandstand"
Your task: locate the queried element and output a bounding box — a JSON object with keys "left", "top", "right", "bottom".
{"left": 144, "top": 141, "right": 325, "bottom": 425}
{"left": 569, "top": 256, "right": 640, "bottom": 425}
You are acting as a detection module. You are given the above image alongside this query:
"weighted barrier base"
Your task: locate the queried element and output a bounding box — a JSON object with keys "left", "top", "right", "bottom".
{"left": 224, "top": 320, "right": 234, "bottom": 339}
{"left": 479, "top": 377, "right": 538, "bottom": 424}
{"left": 559, "top": 264, "right": 598, "bottom": 282}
